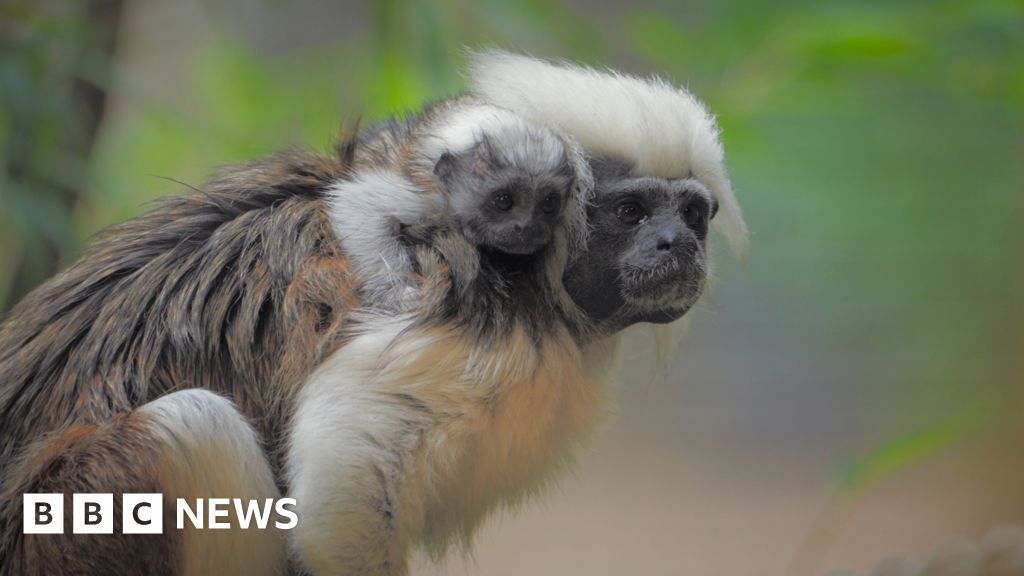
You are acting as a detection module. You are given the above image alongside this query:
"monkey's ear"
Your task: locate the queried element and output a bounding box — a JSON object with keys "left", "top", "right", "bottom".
{"left": 434, "top": 152, "right": 458, "bottom": 182}
{"left": 476, "top": 134, "right": 496, "bottom": 165}
{"left": 470, "top": 134, "right": 501, "bottom": 176}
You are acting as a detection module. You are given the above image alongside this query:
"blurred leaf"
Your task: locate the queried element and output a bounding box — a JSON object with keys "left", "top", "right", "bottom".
{"left": 837, "top": 397, "right": 996, "bottom": 491}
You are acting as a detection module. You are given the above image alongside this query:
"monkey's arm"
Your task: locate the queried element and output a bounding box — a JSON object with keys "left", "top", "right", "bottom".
{"left": 328, "top": 169, "right": 446, "bottom": 313}
{"left": 286, "top": 318, "right": 430, "bottom": 576}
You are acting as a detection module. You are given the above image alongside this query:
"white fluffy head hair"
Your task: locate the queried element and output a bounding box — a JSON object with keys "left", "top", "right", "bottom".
{"left": 414, "top": 99, "right": 595, "bottom": 259}
{"left": 467, "top": 49, "right": 748, "bottom": 259}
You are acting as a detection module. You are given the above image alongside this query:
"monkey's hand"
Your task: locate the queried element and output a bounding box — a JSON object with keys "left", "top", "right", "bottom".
{"left": 398, "top": 219, "right": 446, "bottom": 246}
{"left": 394, "top": 220, "right": 480, "bottom": 304}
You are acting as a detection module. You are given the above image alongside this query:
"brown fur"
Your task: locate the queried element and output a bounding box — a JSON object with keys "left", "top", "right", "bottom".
{"left": 2, "top": 412, "right": 179, "bottom": 575}
{"left": 0, "top": 142, "right": 360, "bottom": 574}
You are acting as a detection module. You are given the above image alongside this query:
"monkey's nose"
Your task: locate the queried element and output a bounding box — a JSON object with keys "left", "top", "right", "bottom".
{"left": 656, "top": 233, "right": 679, "bottom": 251}
{"left": 513, "top": 222, "right": 540, "bottom": 237}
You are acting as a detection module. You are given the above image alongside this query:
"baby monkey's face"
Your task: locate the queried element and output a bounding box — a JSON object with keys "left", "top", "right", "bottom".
{"left": 463, "top": 167, "right": 570, "bottom": 255}
{"left": 435, "top": 133, "right": 573, "bottom": 256}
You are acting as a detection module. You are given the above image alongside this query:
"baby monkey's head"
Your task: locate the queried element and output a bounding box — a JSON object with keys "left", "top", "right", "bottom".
{"left": 433, "top": 119, "right": 574, "bottom": 256}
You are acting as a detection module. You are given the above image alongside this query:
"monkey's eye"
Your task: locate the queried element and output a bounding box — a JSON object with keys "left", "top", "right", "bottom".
{"left": 541, "top": 192, "right": 562, "bottom": 215}
{"left": 491, "top": 191, "right": 514, "bottom": 212}
{"left": 615, "top": 201, "right": 646, "bottom": 226}
{"left": 683, "top": 200, "right": 707, "bottom": 229}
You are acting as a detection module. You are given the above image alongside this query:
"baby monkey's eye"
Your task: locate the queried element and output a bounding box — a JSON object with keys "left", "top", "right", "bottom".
{"left": 491, "top": 191, "right": 514, "bottom": 212}
{"left": 615, "top": 201, "right": 646, "bottom": 226}
{"left": 541, "top": 192, "right": 562, "bottom": 215}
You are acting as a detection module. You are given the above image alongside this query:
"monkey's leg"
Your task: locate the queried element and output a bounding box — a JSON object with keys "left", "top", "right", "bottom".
{"left": 2, "top": 389, "right": 286, "bottom": 576}
{"left": 287, "top": 322, "right": 431, "bottom": 576}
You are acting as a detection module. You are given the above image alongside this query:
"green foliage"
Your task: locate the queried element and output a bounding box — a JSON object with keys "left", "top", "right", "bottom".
{"left": 1, "top": 2, "right": 121, "bottom": 310}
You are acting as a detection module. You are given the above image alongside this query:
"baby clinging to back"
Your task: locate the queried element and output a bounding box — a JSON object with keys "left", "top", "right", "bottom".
{"left": 331, "top": 96, "right": 581, "bottom": 311}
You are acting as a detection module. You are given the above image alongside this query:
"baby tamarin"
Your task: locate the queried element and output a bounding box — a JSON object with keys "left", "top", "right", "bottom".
{"left": 331, "top": 96, "right": 585, "bottom": 312}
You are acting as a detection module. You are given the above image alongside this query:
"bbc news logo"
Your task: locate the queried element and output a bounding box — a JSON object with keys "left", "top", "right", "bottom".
{"left": 23, "top": 494, "right": 298, "bottom": 534}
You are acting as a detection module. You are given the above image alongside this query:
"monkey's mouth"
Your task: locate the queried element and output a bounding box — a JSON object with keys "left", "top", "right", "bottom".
{"left": 479, "top": 246, "right": 544, "bottom": 274}
{"left": 468, "top": 223, "right": 552, "bottom": 257}
{"left": 487, "top": 237, "right": 549, "bottom": 256}
{"left": 619, "top": 257, "right": 705, "bottom": 313}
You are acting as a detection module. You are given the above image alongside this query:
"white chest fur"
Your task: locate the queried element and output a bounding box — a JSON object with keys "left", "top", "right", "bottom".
{"left": 286, "top": 315, "right": 608, "bottom": 573}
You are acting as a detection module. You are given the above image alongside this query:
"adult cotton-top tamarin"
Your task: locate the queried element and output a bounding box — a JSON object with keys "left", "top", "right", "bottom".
{"left": 0, "top": 52, "right": 745, "bottom": 576}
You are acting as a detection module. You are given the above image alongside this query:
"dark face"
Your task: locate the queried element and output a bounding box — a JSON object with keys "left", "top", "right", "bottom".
{"left": 564, "top": 158, "right": 718, "bottom": 333}
{"left": 436, "top": 137, "right": 572, "bottom": 255}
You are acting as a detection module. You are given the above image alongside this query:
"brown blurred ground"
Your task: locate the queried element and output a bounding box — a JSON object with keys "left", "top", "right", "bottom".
{"left": 414, "top": 320, "right": 1024, "bottom": 576}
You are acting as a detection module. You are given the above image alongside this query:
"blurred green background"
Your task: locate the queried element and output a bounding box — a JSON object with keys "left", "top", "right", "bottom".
{"left": 1, "top": 0, "right": 1022, "bottom": 574}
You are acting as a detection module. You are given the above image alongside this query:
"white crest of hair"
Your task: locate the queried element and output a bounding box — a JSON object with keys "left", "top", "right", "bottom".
{"left": 467, "top": 49, "right": 749, "bottom": 259}
{"left": 418, "top": 101, "right": 563, "bottom": 172}
{"left": 326, "top": 168, "right": 443, "bottom": 311}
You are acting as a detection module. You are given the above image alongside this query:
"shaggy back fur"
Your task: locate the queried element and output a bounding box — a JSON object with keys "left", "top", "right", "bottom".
{"left": 0, "top": 143, "right": 359, "bottom": 481}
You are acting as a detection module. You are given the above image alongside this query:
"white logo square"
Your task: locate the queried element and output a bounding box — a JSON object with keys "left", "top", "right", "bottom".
{"left": 73, "top": 493, "right": 113, "bottom": 534}
{"left": 23, "top": 494, "right": 63, "bottom": 534}
{"left": 122, "top": 493, "right": 163, "bottom": 534}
